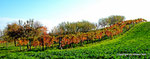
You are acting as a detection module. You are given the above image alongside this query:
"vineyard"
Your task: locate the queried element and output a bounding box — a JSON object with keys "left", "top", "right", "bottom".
{"left": 0, "top": 18, "right": 147, "bottom": 49}
{"left": 0, "top": 18, "right": 149, "bottom": 58}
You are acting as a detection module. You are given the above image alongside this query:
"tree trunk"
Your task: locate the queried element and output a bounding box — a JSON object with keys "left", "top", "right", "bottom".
{"left": 42, "top": 46, "right": 44, "bottom": 50}
{"left": 110, "top": 36, "right": 112, "bottom": 40}
{"left": 27, "top": 44, "right": 29, "bottom": 50}
{"left": 40, "top": 46, "right": 42, "bottom": 50}
{"left": 34, "top": 46, "right": 37, "bottom": 49}
{"left": 20, "top": 45, "right": 22, "bottom": 51}
{"left": 29, "top": 39, "right": 32, "bottom": 50}
{"left": 52, "top": 44, "right": 54, "bottom": 48}
{"left": 80, "top": 40, "right": 83, "bottom": 46}
{"left": 45, "top": 44, "right": 48, "bottom": 49}
{"left": 23, "top": 45, "right": 24, "bottom": 50}
{"left": 41, "top": 39, "right": 44, "bottom": 50}
{"left": 27, "top": 44, "right": 28, "bottom": 50}
{"left": 30, "top": 44, "right": 31, "bottom": 50}
{"left": 92, "top": 40, "right": 94, "bottom": 44}
{"left": 59, "top": 37, "right": 62, "bottom": 49}
{"left": 71, "top": 43, "right": 73, "bottom": 48}
{"left": 99, "top": 38, "right": 101, "bottom": 41}
{"left": 6, "top": 42, "right": 8, "bottom": 49}
{"left": 87, "top": 39, "right": 89, "bottom": 44}
{"left": 14, "top": 39, "right": 16, "bottom": 46}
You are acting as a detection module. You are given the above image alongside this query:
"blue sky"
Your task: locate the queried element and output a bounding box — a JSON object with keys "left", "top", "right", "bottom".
{"left": 0, "top": 0, "right": 83, "bottom": 19}
{"left": 0, "top": 0, "right": 150, "bottom": 31}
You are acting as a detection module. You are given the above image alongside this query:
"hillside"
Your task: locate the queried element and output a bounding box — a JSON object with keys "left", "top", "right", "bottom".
{"left": 0, "top": 22, "right": 150, "bottom": 58}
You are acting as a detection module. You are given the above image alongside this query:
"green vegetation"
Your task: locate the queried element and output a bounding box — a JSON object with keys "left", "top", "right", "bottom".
{"left": 98, "top": 15, "right": 125, "bottom": 27}
{"left": 0, "top": 22, "right": 150, "bottom": 59}
{"left": 1, "top": 15, "right": 139, "bottom": 50}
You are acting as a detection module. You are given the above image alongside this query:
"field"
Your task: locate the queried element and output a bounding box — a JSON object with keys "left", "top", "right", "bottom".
{"left": 0, "top": 22, "right": 150, "bottom": 59}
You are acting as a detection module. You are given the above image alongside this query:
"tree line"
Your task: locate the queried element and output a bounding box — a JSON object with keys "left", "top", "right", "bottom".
{"left": 51, "top": 15, "right": 125, "bottom": 35}
{"left": 0, "top": 15, "right": 147, "bottom": 51}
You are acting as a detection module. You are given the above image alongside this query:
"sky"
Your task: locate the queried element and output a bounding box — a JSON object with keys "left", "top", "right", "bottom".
{"left": 0, "top": 0, "right": 150, "bottom": 32}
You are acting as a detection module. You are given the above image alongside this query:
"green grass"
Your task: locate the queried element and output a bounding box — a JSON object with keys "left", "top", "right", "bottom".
{"left": 0, "top": 22, "right": 150, "bottom": 59}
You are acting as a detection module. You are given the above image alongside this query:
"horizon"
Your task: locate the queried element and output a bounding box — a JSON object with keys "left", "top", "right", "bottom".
{"left": 0, "top": 0, "right": 150, "bottom": 31}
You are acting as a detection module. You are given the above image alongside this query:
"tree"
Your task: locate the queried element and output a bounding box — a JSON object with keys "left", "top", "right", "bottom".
{"left": 51, "top": 20, "right": 96, "bottom": 35}
{"left": 33, "top": 21, "right": 42, "bottom": 28}
{"left": 7, "top": 23, "right": 20, "bottom": 46}
{"left": 6, "top": 19, "right": 43, "bottom": 50}
{"left": 23, "top": 19, "right": 43, "bottom": 50}
{"left": 98, "top": 18, "right": 108, "bottom": 28}
{"left": 39, "top": 26, "right": 52, "bottom": 50}
{"left": 108, "top": 15, "right": 125, "bottom": 26}
{"left": 51, "top": 26, "right": 59, "bottom": 35}
{"left": 76, "top": 20, "right": 96, "bottom": 32}
{"left": 2, "top": 29, "right": 10, "bottom": 48}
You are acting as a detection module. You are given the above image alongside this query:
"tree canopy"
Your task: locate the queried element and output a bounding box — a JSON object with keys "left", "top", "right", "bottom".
{"left": 98, "top": 15, "right": 125, "bottom": 28}
{"left": 52, "top": 20, "right": 96, "bottom": 35}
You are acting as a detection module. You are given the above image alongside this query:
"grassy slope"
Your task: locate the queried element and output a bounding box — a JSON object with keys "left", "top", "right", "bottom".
{"left": 1, "top": 22, "right": 150, "bottom": 59}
